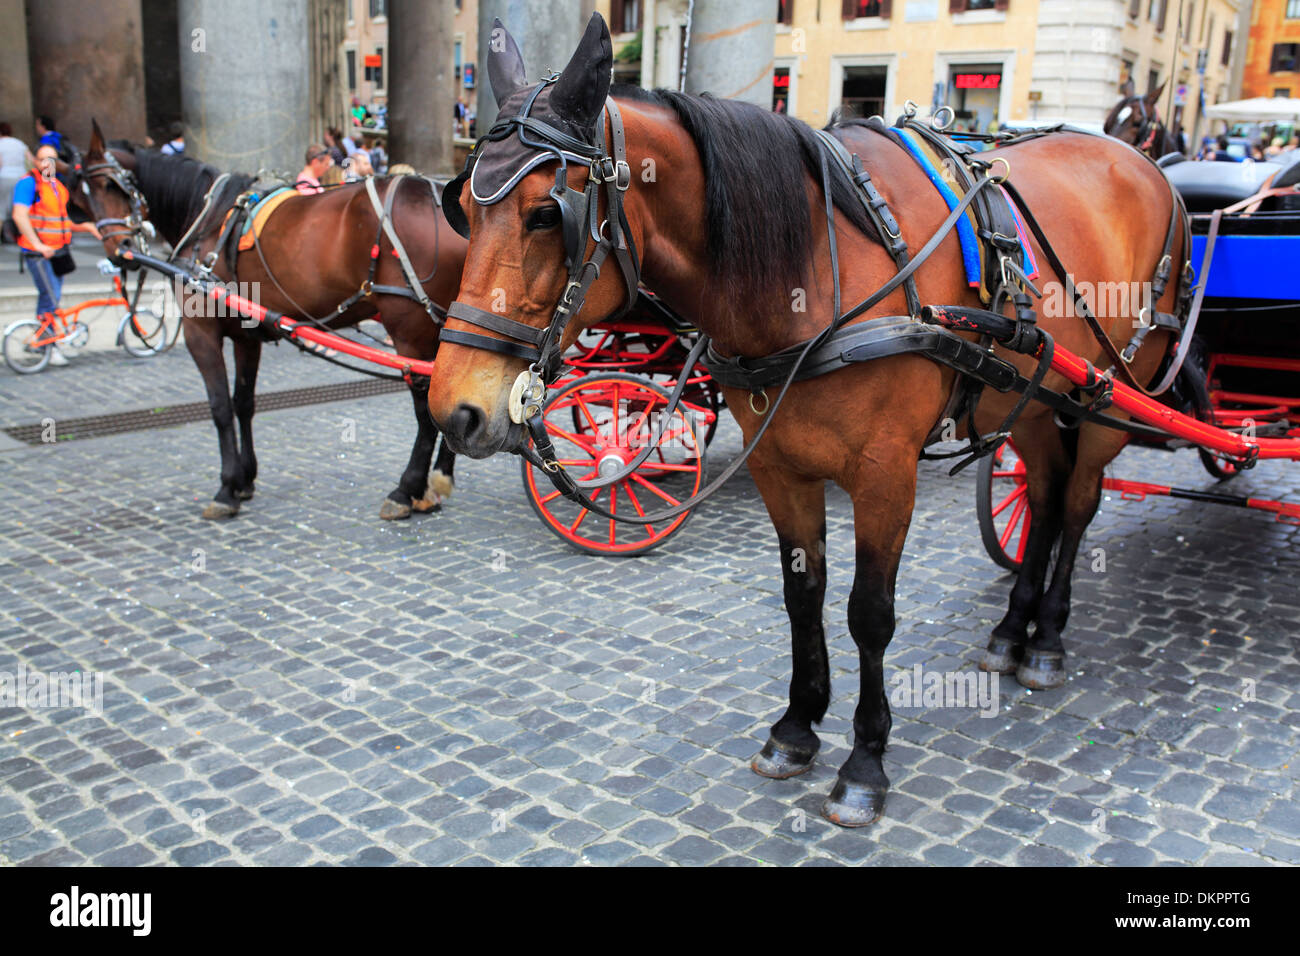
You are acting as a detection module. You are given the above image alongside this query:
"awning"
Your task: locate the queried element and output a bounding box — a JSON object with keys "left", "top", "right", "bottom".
{"left": 1203, "top": 97, "right": 1300, "bottom": 123}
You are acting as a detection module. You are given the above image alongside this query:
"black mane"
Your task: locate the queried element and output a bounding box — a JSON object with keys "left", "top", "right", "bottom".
{"left": 125, "top": 148, "right": 257, "bottom": 249}
{"left": 611, "top": 85, "right": 882, "bottom": 302}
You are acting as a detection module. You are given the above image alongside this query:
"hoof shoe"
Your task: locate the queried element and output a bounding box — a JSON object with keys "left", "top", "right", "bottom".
{"left": 1016, "top": 650, "right": 1066, "bottom": 690}
{"left": 980, "top": 635, "right": 1024, "bottom": 674}
{"left": 751, "top": 738, "right": 818, "bottom": 779}
{"left": 822, "top": 778, "right": 887, "bottom": 828}
{"left": 379, "top": 498, "right": 412, "bottom": 521}
{"left": 201, "top": 501, "right": 239, "bottom": 520}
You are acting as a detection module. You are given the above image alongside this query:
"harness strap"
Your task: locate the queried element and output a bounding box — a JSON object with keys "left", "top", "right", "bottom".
{"left": 365, "top": 174, "right": 440, "bottom": 321}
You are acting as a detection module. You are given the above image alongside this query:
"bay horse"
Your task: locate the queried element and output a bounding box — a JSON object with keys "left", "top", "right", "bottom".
{"left": 76, "top": 122, "right": 465, "bottom": 521}
{"left": 427, "top": 14, "right": 1187, "bottom": 825}
{"left": 1104, "top": 82, "right": 1181, "bottom": 158}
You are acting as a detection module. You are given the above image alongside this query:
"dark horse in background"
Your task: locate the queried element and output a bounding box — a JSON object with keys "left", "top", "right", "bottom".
{"left": 77, "top": 122, "right": 466, "bottom": 520}
{"left": 428, "top": 15, "right": 1187, "bottom": 825}
{"left": 1105, "top": 81, "right": 1182, "bottom": 158}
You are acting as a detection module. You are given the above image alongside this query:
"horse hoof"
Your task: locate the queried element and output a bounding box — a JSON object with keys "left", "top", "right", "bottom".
{"left": 1016, "top": 650, "right": 1067, "bottom": 690}
{"left": 430, "top": 470, "right": 454, "bottom": 500}
{"left": 980, "top": 635, "right": 1024, "bottom": 674}
{"left": 379, "top": 498, "right": 412, "bottom": 521}
{"left": 236, "top": 487, "right": 255, "bottom": 501}
{"left": 822, "top": 778, "right": 887, "bottom": 828}
{"left": 411, "top": 496, "right": 442, "bottom": 514}
{"left": 751, "top": 738, "right": 818, "bottom": 779}
{"left": 201, "top": 501, "right": 239, "bottom": 520}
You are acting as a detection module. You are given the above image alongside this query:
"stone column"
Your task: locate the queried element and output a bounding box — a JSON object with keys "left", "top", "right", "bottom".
{"left": 178, "top": 0, "right": 311, "bottom": 174}
{"left": 0, "top": 0, "right": 33, "bottom": 142}
{"left": 476, "top": 0, "right": 587, "bottom": 131}
{"left": 683, "top": 0, "right": 774, "bottom": 107}
{"left": 25, "top": 0, "right": 148, "bottom": 147}
{"left": 388, "top": 0, "right": 455, "bottom": 175}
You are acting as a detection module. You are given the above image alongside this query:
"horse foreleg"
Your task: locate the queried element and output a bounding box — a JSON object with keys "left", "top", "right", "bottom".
{"left": 823, "top": 463, "right": 916, "bottom": 827}
{"left": 184, "top": 317, "right": 242, "bottom": 519}
{"left": 380, "top": 373, "right": 439, "bottom": 520}
{"left": 748, "top": 461, "right": 829, "bottom": 780}
{"left": 231, "top": 336, "right": 261, "bottom": 501}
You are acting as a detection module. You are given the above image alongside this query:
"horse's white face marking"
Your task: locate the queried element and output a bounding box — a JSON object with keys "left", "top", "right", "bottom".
{"left": 1117, "top": 106, "right": 1132, "bottom": 126}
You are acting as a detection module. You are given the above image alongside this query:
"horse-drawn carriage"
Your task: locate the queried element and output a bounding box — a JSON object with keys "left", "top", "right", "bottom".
{"left": 978, "top": 157, "right": 1300, "bottom": 570}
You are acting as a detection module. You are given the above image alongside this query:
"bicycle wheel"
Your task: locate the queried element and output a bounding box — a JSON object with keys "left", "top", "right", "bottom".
{"left": 3, "top": 319, "right": 52, "bottom": 374}
{"left": 118, "top": 309, "right": 177, "bottom": 358}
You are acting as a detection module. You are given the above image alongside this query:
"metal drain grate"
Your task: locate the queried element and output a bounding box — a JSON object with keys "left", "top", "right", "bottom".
{"left": 4, "top": 378, "right": 407, "bottom": 445}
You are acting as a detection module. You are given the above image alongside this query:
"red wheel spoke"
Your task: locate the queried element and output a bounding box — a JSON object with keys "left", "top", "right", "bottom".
{"left": 634, "top": 461, "right": 699, "bottom": 473}
{"left": 999, "top": 495, "right": 1029, "bottom": 550}
{"left": 622, "top": 481, "right": 656, "bottom": 533}
{"left": 569, "top": 485, "right": 602, "bottom": 532}
{"left": 608, "top": 484, "right": 617, "bottom": 545}
{"left": 990, "top": 484, "right": 1027, "bottom": 519}
{"left": 574, "top": 394, "right": 604, "bottom": 436}
{"left": 629, "top": 472, "right": 682, "bottom": 505}
{"left": 541, "top": 426, "right": 598, "bottom": 454}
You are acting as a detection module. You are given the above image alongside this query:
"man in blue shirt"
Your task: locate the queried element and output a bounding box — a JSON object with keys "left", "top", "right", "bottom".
{"left": 35, "top": 115, "right": 63, "bottom": 154}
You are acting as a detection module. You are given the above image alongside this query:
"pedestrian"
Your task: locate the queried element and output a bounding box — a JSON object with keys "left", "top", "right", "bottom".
{"left": 340, "top": 127, "right": 359, "bottom": 158}
{"left": 368, "top": 137, "right": 388, "bottom": 175}
{"left": 343, "top": 151, "right": 373, "bottom": 182}
{"left": 387, "top": 163, "right": 415, "bottom": 176}
{"left": 159, "top": 121, "right": 185, "bottom": 155}
{"left": 295, "top": 144, "right": 332, "bottom": 195}
{"left": 0, "top": 121, "right": 30, "bottom": 220}
{"left": 324, "top": 127, "right": 346, "bottom": 166}
{"left": 35, "top": 115, "right": 63, "bottom": 154}
{"left": 454, "top": 98, "right": 468, "bottom": 136}
{"left": 11, "top": 145, "right": 101, "bottom": 365}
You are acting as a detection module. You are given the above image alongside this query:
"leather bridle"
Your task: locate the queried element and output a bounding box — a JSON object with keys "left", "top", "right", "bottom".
{"left": 78, "top": 149, "right": 152, "bottom": 248}
{"left": 441, "top": 76, "right": 641, "bottom": 425}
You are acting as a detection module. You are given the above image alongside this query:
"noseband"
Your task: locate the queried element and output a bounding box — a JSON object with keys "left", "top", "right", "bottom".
{"left": 441, "top": 76, "right": 641, "bottom": 423}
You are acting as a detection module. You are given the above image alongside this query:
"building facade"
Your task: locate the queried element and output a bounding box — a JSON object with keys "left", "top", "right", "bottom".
{"left": 1242, "top": 0, "right": 1300, "bottom": 97}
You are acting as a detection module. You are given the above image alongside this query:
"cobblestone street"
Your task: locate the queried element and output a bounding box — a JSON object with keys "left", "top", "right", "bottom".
{"left": 1, "top": 345, "right": 1298, "bottom": 866}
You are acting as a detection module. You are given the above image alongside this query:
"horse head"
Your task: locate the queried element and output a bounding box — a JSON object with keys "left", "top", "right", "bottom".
{"left": 430, "top": 13, "right": 636, "bottom": 458}
{"left": 1104, "top": 82, "right": 1168, "bottom": 156}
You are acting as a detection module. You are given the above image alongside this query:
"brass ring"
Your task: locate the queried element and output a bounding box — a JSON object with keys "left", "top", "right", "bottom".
{"left": 749, "top": 390, "right": 770, "bottom": 416}
{"left": 932, "top": 106, "right": 955, "bottom": 131}
{"left": 988, "top": 157, "right": 1011, "bottom": 184}
{"left": 542, "top": 459, "right": 560, "bottom": 473}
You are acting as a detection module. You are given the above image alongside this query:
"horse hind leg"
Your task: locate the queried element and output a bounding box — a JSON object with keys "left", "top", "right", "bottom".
{"left": 429, "top": 438, "right": 456, "bottom": 502}
{"left": 747, "top": 463, "right": 830, "bottom": 781}
{"left": 380, "top": 373, "right": 439, "bottom": 520}
{"left": 981, "top": 426, "right": 1070, "bottom": 674}
{"left": 1018, "top": 428, "right": 1117, "bottom": 689}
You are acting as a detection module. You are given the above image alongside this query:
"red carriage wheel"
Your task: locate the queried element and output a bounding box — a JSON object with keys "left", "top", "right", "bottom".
{"left": 521, "top": 372, "right": 708, "bottom": 555}
{"left": 976, "top": 439, "right": 1032, "bottom": 572}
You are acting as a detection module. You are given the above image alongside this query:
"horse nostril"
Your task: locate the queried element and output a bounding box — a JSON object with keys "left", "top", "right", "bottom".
{"left": 448, "top": 402, "right": 485, "bottom": 444}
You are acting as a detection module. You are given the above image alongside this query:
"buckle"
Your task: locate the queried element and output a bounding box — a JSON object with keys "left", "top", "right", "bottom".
{"left": 615, "top": 160, "right": 631, "bottom": 191}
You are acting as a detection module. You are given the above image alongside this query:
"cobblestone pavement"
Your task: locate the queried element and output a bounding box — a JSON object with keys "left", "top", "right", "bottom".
{"left": 1, "top": 344, "right": 1298, "bottom": 867}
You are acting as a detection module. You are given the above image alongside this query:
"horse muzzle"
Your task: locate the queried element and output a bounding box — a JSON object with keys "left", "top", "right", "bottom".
{"left": 439, "top": 400, "right": 526, "bottom": 459}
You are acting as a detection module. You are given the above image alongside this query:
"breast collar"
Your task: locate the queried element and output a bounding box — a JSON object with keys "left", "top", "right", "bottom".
{"left": 440, "top": 76, "right": 641, "bottom": 422}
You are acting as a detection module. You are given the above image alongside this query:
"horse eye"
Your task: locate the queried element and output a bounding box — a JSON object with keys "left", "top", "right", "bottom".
{"left": 526, "top": 205, "right": 561, "bottom": 231}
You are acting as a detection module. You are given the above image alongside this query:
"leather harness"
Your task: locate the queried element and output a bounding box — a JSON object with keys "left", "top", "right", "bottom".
{"left": 439, "top": 90, "right": 1197, "bottom": 523}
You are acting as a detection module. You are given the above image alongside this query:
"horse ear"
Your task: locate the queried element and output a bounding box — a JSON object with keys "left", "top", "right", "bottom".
{"left": 1121, "top": 78, "right": 1135, "bottom": 98}
{"left": 88, "top": 118, "right": 105, "bottom": 157}
{"left": 487, "top": 18, "right": 527, "bottom": 106}
{"left": 1146, "top": 80, "right": 1166, "bottom": 104}
{"left": 550, "top": 12, "right": 612, "bottom": 128}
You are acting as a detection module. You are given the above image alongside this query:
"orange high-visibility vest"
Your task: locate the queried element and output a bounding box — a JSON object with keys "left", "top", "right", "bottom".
{"left": 16, "top": 175, "right": 71, "bottom": 252}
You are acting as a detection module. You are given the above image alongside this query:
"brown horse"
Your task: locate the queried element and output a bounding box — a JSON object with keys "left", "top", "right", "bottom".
{"left": 77, "top": 122, "right": 466, "bottom": 521}
{"left": 427, "top": 14, "right": 1186, "bottom": 825}
{"left": 1105, "top": 82, "right": 1181, "bottom": 158}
